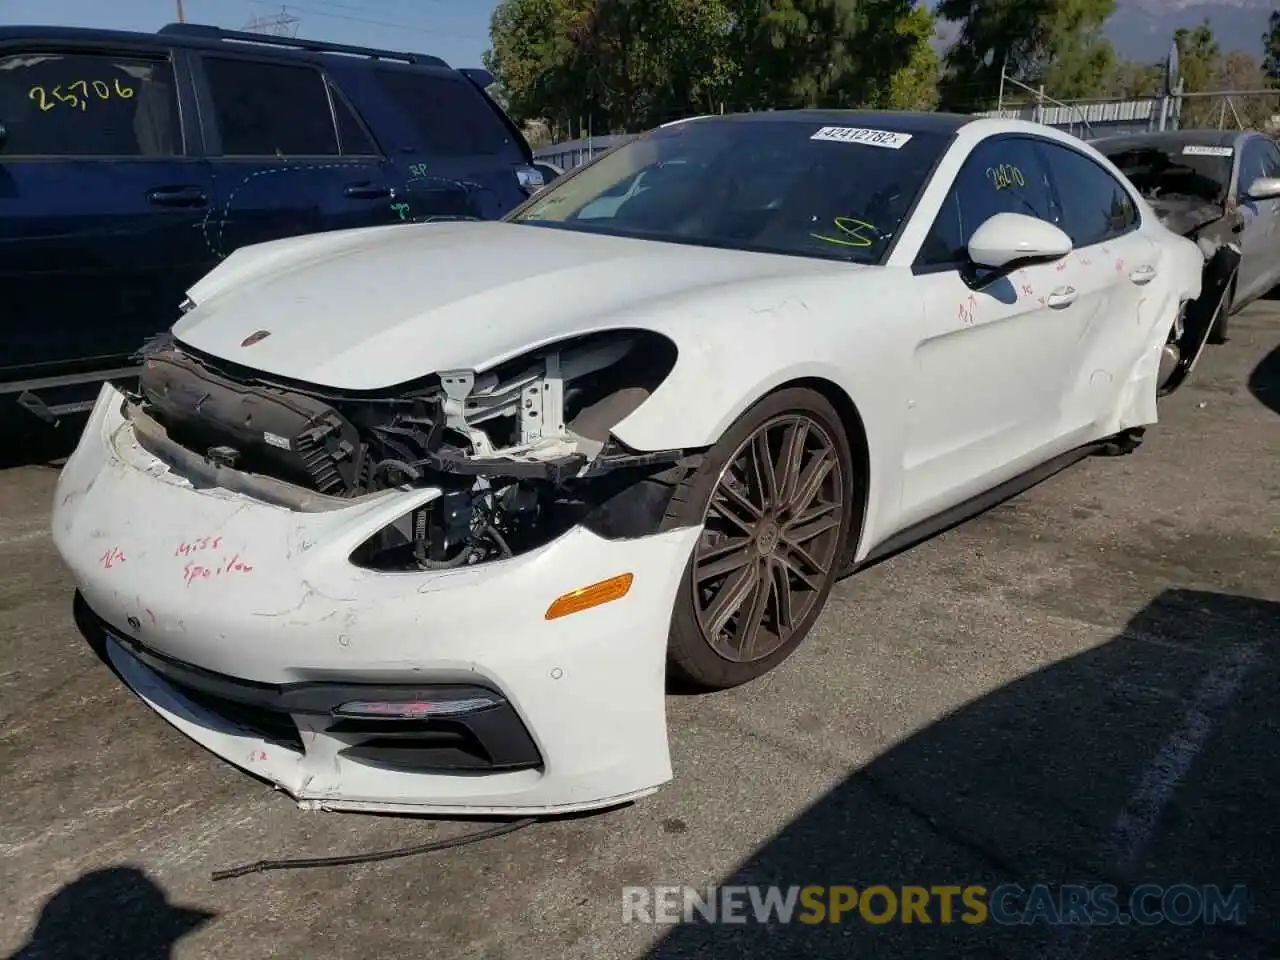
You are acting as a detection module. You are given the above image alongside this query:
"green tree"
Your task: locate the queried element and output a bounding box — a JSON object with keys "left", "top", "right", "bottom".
{"left": 483, "top": 0, "right": 590, "bottom": 132}
{"left": 1173, "top": 20, "right": 1219, "bottom": 94}
{"left": 1103, "top": 59, "right": 1163, "bottom": 98}
{"left": 1043, "top": 28, "right": 1115, "bottom": 100}
{"left": 1263, "top": 10, "right": 1280, "bottom": 83}
{"left": 1209, "top": 51, "right": 1271, "bottom": 130}
{"left": 722, "top": 0, "right": 866, "bottom": 109}
{"left": 1172, "top": 19, "right": 1221, "bottom": 127}
{"left": 487, "top": 0, "right": 938, "bottom": 136}
{"left": 486, "top": 0, "right": 736, "bottom": 134}
{"left": 880, "top": 3, "right": 942, "bottom": 111}
{"left": 936, "top": 0, "right": 1117, "bottom": 110}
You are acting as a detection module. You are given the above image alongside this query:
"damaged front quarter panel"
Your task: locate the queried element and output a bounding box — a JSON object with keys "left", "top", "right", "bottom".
{"left": 130, "top": 329, "right": 706, "bottom": 574}
{"left": 1155, "top": 201, "right": 1242, "bottom": 393}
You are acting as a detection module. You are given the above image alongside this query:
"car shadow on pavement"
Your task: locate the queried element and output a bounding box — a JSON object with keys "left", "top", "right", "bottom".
{"left": 1247, "top": 342, "right": 1279, "bottom": 417}
{"left": 0, "top": 414, "right": 88, "bottom": 470}
{"left": 645, "top": 588, "right": 1280, "bottom": 958}
{"left": 4, "top": 866, "right": 214, "bottom": 960}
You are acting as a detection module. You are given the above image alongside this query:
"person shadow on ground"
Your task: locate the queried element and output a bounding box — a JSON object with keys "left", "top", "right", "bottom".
{"left": 6, "top": 866, "right": 214, "bottom": 960}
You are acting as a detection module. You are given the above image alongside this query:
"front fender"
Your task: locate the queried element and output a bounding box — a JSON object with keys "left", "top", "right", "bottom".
{"left": 609, "top": 276, "right": 923, "bottom": 560}
{"left": 612, "top": 352, "right": 864, "bottom": 453}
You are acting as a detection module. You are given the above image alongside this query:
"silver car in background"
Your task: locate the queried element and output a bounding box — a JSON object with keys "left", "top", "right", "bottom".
{"left": 1094, "top": 129, "right": 1280, "bottom": 345}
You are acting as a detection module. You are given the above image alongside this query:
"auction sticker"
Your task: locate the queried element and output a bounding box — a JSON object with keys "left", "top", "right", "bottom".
{"left": 1182, "top": 145, "right": 1233, "bottom": 157}
{"left": 810, "top": 126, "right": 913, "bottom": 149}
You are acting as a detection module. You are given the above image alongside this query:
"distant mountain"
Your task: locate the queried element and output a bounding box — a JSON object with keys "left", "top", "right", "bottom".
{"left": 1105, "top": 0, "right": 1272, "bottom": 63}
{"left": 931, "top": 0, "right": 1273, "bottom": 65}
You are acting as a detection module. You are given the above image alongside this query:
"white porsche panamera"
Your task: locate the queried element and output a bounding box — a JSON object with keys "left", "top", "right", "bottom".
{"left": 53, "top": 110, "right": 1207, "bottom": 816}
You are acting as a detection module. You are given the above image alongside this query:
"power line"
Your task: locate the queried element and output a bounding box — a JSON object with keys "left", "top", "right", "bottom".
{"left": 243, "top": 7, "right": 301, "bottom": 36}
{"left": 246, "top": 1, "right": 487, "bottom": 41}
{"left": 287, "top": 5, "right": 488, "bottom": 41}
{"left": 281, "top": 0, "right": 453, "bottom": 13}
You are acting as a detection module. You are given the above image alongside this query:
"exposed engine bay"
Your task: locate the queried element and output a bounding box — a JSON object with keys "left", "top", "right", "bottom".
{"left": 1101, "top": 141, "right": 1244, "bottom": 392}
{"left": 127, "top": 330, "right": 701, "bottom": 571}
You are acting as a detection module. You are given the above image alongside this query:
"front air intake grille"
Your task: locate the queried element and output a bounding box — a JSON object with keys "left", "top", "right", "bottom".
{"left": 175, "top": 683, "right": 305, "bottom": 752}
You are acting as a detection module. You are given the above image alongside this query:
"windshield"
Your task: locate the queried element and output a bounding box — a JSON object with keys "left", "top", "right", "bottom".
{"left": 1102, "top": 143, "right": 1233, "bottom": 203}
{"left": 508, "top": 117, "right": 949, "bottom": 264}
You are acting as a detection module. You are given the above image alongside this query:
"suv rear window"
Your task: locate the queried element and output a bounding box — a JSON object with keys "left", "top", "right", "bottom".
{"left": 373, "top": 69, "right": 521, "bottom": 159}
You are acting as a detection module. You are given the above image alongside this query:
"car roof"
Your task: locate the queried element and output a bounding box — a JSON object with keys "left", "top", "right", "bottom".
{"left": 1090, "top": 129, "right": 1257, "bottom": 153}
{"left": 0, "top": 22, "right": 451, "bottom": 69}
{"left": 684, "top": 109, "right": 977, "bottom": 137}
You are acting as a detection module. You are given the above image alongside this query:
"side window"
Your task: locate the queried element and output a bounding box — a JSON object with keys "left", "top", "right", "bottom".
{"left": 203, "top": 57, "right": 337, "bottom": 156}
{"left": 1263, "top": 143, "right": 1280, "bottom": 178}
{"left": 0, "top": 51, "right": 178, "bottom": 157}
{"left": 917, "top": 137, "right": 1055, "bottom": 266}
{"left": 1237, "top": 140, "right": 1264, "bottom": 194}
{"left": 373, "top": 68, "right": 521, "bottom": 160}
{"left": 1238, "top": 139, "right": 1279, "bottom": 193}
{"left": 1038, "top": 142, "right": 1138, "bottom": 247}
{"left": 328, "top": 81, "right": 378, "bottom": 156}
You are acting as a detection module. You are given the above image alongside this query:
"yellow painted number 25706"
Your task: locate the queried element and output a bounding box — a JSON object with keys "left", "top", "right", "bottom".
{"left": 28, "top": 78, "right": 135, "bottom": 113}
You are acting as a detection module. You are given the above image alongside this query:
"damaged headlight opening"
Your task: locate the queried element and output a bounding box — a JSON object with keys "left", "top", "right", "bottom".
{"left": 128, "top": 329, "right": 702, "bottom": 570}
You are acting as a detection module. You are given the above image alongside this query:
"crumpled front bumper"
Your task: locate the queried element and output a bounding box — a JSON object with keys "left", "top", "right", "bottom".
{"left": 51, "top": 385, "right": 701, "bottom": 815}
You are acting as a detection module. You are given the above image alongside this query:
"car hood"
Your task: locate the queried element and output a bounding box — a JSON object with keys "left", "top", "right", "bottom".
{"left": 174, "top": 220, "right": 850, "bottom": 391}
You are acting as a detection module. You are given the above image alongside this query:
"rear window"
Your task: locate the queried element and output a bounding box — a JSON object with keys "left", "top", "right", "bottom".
{"left": 1102, "top": 142, "right": 1232, "bottom": 203}
{"left": 373, "top": 69, "right": 521, "bottom": 159}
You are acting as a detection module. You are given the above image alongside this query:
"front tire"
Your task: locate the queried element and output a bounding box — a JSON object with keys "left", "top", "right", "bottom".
{"left": 662, "top": 388, "right": 855, "bottom": 690}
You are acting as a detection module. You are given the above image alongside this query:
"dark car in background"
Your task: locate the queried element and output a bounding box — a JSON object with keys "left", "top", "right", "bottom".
{"left": 0, "top": 22, "right": 543, "bottom": 426}
{"left": 1093, "top": 129, "right": 1280, "bottom": 351}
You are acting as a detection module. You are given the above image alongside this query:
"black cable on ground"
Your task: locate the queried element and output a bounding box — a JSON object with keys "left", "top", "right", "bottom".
{"left": 210, "top": 816, "right": 539, "bottom": 881}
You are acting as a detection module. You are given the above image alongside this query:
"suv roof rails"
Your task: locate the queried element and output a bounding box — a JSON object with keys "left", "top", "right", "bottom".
{"left": 156, "top": 22, "right": 447, "bottom": 67}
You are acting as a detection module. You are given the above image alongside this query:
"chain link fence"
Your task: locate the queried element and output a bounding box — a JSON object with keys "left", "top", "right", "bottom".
{"left": 532, "top": 88, "right": 1280, "bottom": 169}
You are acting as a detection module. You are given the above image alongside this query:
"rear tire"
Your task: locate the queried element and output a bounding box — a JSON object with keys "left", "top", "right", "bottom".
{"left": 662, "top": 388, "right": 856, "bottom": 690}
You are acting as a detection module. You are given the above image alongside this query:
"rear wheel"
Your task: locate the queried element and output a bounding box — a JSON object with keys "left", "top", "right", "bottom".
{"left": 663, "top": 388, "right": 855, "bottom": 690}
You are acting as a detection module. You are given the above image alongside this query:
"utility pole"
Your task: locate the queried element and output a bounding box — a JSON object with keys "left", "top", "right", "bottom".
{"left": 175, "top": 0, "right": 185, "bottom": 22}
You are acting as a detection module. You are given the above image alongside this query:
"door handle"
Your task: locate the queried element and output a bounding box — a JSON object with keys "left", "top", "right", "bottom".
{"left": 344, "top": 182, "right": 392, "bottom": 200}
{"left": 146, "top": 185, "right": 208, "bottom": 207}
{"left": 1129, "top": 264, "right": 1158, "bottom": 284}
{"left": 1047, "top": 286, "right": 1077, "bottom": 308}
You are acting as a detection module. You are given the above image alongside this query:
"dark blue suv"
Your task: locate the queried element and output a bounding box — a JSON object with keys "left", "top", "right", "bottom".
{"left": 0, "top": 22, "right": 542, "bottom": 426}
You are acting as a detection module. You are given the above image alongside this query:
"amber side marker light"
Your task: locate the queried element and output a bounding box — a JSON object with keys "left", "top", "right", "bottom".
{"left": 545, "top": 573, "right": 635, "bottom": 620}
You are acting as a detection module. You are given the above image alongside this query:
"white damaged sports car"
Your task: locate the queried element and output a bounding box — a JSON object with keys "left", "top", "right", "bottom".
{"left": 54, "top": 110, "right": 1206, "bottom": 816}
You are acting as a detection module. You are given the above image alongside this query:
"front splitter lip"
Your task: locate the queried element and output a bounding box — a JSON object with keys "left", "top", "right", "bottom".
{"left": 85, "top": 590, "right": 677, "bottom": 816}
{"left": 103, "top": 630, "right": 659, "bottom": 816}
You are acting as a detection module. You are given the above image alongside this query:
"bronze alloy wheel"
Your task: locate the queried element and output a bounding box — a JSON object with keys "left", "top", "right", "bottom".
{"left": 691, "top": 413, "right": 847, "bottom": 664}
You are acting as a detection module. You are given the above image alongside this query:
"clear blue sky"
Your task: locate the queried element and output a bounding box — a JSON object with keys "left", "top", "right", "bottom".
{"left": 0, "top": 0, "right": 501, "bottom": 68}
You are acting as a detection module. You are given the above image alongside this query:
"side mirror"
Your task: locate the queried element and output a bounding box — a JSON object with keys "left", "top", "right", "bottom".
{"left": 967, "top": 212, "right": 1073, "bottom": 271}
{"left": 1245, "top": 176, "right": 1280, "bottom": 201}
{"left": 516, "top": 165, "right": 546, "bottom": 196}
